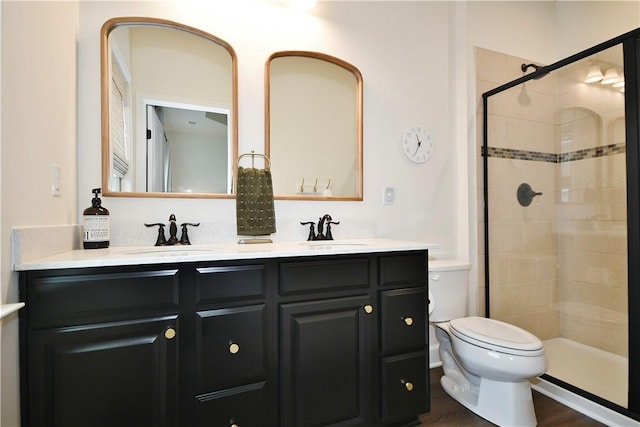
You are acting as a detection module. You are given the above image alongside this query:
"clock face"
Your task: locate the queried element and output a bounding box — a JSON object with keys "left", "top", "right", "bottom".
{"left": 402, "top": 126, "right": 433, "bottom": 163}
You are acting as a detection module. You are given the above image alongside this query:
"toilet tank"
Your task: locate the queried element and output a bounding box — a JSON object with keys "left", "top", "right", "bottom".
{"left": 428, "top": 259, "right": 471, "bottom": 322}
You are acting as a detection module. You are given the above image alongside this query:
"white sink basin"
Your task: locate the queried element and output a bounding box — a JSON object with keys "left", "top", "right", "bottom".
{"left": 126, "top": 247, "right": 219, "bottom": 256}
{"left": 304, "top": 241, "right": 369, "bottom": 249}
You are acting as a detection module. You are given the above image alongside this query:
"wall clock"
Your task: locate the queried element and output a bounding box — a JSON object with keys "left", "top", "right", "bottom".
{"left": 402, "top": 126, "right": 433, "bottom": 163}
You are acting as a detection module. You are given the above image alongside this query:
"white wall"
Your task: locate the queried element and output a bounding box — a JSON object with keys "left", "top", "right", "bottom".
{"left": 78, "top": 1, "right": 456, "bottom": 250}
{"left": 467, "top": 1, "right": 558, "bottom": 65}
{"left": 556, "top": 1, "right": 640, "bottom": 59}
{"left": 1, "top": 2, "right": 79, "bottom": 425}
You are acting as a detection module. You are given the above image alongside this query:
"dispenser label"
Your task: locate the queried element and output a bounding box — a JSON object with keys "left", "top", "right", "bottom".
{"left": 83, "top": 216, "right": 110, "bottom": 242}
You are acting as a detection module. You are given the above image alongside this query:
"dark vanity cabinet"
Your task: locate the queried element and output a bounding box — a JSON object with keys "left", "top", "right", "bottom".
{"left": 188, "top": 263, "right": 274, "bottom": 427}
{"left": 19, "top": 250, "right": 428, "bottom": 427}
{"left": 379, "top": 254, "right": 429, "bottom": 424}
{"left": 279, "top": 257, "right": 373, "bottom": 426}
{"left": 19, "top": 267, "right": 181, "bottom": 427}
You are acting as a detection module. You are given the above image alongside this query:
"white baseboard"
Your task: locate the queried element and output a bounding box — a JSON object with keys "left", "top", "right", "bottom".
{"left": 429, "top": 343, "right": 441, "bottom": 369}
{"left": 531, "top": 378, "right": 639, "bottom": 427}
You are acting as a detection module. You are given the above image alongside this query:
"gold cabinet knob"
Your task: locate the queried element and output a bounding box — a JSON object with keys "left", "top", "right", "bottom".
{"left": 403, "top": 317, "right": 414, "bottom": 326}
{"left": 231, "top": 424, "right": 238, "bottom": 427}
{"left": 164, "top": 327, "right": 176, "bottom": 340}
{"left": 229, "top": 343, "right": 240, "bottom": 354}
{"left": 364, "top": 305, "right": 373, "bottom": 314}
{"left": 402, "top": 380, "right": 414, "bottom": 392}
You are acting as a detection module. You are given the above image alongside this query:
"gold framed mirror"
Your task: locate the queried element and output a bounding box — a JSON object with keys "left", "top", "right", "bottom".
{"left": 101, "top": 17, "right": 238, "bottom": 198}
{"left": 266, "top": 51, "right": 363, "bottom": 200}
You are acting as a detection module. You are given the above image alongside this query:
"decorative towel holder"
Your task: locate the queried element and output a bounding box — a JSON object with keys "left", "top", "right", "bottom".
{"left": 236, "top": 150, "right": 275, "bottom": 244}
{"left": 238, "top": 150, "right": 271, "bottom": 169}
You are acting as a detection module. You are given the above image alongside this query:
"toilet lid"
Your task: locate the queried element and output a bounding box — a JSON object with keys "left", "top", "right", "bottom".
{"left": 449, "top": 316, "right": 543, "bottom": 354}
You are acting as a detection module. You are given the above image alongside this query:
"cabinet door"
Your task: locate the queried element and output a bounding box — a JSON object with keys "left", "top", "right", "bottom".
{"left": 26, "top": 316, "right": 178, "bottom": 427}
{"left": 280, "top": 295, "right": 373, "bottom": 427}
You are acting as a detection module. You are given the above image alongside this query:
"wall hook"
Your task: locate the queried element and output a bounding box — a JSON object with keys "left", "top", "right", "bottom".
{"left": 517, "top": 183, "right": 542, "bottom": 207}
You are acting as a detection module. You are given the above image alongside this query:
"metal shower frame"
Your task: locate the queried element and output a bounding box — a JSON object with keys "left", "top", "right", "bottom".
{"left": 482, "top": 27, "right": 640, "bottom": 419}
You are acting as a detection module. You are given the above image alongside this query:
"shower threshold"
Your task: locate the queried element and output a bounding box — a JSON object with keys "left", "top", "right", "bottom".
{"left": 530, "top": 337, "right": 636, "bottom": 426}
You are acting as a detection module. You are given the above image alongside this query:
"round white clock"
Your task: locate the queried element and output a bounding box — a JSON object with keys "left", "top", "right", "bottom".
{"left": 402, "top": 126, "right": 433, "bottom": 163}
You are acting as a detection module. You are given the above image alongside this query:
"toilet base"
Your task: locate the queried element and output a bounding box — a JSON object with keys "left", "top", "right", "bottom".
{"left": 441, "top": 375, "right": 538, "bottom": 427}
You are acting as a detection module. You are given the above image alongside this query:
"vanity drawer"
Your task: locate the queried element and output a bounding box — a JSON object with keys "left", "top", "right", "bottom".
{"left": 195, "top": 304, "right": 266, "bottom": 392}
{"left": 380, "top": 287, "right": 426, "bottom": 355}
{"left": 196, "top": 382, "right": 269, "bottom": 427}
{"left": 23, "top": 268, "right": 179, "bottom": 328}
{"left": 195, "top": 264, "right": 266, "bottom": 305}
{"left": 279, "top": 257, "right": 369, "bottom": 295}
{"left": 379, "top": 252, "right": 427, "bottom": 288}
{"left": 381, "top": 351, "right": 428, "bottom": 422}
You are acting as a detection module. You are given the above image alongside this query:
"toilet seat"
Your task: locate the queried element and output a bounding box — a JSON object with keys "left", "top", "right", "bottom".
{"left": 449, "top": 316, "right": 544, "bottom": 356}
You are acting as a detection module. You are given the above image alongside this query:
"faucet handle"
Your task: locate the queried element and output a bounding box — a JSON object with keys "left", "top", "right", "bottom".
{"left": 179, "top": 223, "right": 200, "bottom": 245}
{"left": 300, "top": 221, "right": 316, "bottom": 241}
{"left": 145, "top": 223, "right": 167, "bottom": 246}
{"left": 325, "top": 220, "right": 340, "bottom": 240}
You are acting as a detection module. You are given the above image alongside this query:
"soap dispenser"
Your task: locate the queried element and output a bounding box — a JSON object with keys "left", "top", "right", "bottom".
{"left": 83, "top": 188, "right": 110, "bottom": 249}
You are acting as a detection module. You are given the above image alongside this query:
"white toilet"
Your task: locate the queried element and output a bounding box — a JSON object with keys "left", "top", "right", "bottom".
{"left": 429, "top": 260, "right": 548, "bottom": 427}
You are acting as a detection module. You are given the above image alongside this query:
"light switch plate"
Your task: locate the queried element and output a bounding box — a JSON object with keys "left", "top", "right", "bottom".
{"left": 383, "top": 187, "right": 395, "bottom": 205}
{"left": 51, "top": 165, "right": 61, "bottom": 197}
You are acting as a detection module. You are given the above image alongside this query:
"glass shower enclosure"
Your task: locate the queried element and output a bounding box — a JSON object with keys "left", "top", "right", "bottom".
{"left": 482, "top": 28, "right": 640, "bottom": 420}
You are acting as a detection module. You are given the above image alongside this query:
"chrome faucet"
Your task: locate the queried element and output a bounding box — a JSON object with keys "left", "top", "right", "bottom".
{"left": 300, "top": 214, "right": 340, "bottom": 241}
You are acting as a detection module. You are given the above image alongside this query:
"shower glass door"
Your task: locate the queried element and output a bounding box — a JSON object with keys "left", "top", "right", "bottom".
{"left": 483, "top": 35, "right": 635, "bottom": 416}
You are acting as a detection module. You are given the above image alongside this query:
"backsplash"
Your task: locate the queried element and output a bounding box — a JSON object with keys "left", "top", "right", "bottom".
{"left": 11, "top": 225, "right": 82, "bottom": 267}
{"left": 12, "top": 218, "right": 377, "bottom": 267}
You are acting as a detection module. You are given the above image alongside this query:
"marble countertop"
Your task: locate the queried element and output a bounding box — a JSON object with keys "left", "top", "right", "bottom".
{"left": 14, "top": 238, "right": 436, "bottom": 271}
{"left": 0, "top": 303, "right": 25, "bottom": 320}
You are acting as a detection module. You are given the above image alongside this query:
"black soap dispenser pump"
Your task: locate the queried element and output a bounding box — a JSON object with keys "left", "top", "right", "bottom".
{"left": 83, "top": 188, "right": 110, "bottom": 249}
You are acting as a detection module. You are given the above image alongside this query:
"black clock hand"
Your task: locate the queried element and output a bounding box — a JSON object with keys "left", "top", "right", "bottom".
{"left": 414, "top": 135, "right": 422, "bottom": 155}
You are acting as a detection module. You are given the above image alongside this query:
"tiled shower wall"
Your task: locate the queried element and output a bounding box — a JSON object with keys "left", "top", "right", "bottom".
{"left": 476, "top": 47, "right": 628, "bottom": 357}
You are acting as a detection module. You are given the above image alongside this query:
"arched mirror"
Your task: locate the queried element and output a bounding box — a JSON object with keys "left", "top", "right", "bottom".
{"left": 266, "top": 51, "right": 363, "bottom": 200}
{"left": 101, "top": 17, "right": 237, "bottom": 198}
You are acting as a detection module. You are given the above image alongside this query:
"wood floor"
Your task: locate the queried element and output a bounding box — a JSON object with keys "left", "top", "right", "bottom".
{"left": 419, "top": 367, "right": 606, "bottom": 426}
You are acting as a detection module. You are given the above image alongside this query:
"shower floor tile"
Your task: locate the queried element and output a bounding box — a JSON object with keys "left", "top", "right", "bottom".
{"left": 544, "top": 337, "right": 627, "bottom": 407}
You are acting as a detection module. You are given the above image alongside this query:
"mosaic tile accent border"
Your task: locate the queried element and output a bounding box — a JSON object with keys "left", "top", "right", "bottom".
{"left": 484, "top": 142, "right": 626, "bottom": 163}
{"left": 485, "top": 147, "right": 557, "bottom": 163}
{"left": 558, "top": 142, "right": 626, "bottom": 162}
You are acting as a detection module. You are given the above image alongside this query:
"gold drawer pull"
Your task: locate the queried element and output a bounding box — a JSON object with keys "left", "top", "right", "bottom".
{"left": 229, "top": 343, "right": 240, "bottom": 354}
{"left": 402, "top": 380, "right": 414, "bottom": 392}
{"left": 364, "top": 305, "right": 373, "bottom": 314}
{"left": 403, "top": 317, "right": 414, "bottom": 326}
{"left": 164, "top": 328, "right": 176, "bottom": 340}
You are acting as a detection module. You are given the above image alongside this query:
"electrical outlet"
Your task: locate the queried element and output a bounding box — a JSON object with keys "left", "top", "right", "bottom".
{"left": 51, "top": 165, "right": 61, "bottom": 197}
